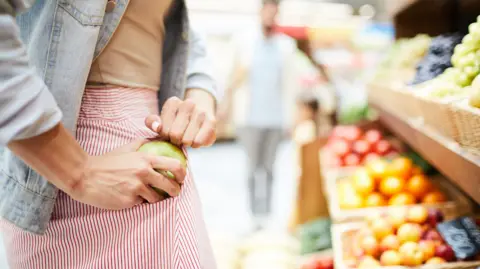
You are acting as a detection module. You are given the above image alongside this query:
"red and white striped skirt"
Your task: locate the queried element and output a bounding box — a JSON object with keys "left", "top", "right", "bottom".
{"left": 1, "top": 87, "right": 216, "bottom": 269}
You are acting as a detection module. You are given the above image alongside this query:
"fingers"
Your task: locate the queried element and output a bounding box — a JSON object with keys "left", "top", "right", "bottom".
{"left": 147, "top": 155, "right": 186, "bottom": 183}
{"left": 146, "top": 97, "right": 216, "bottom": 148}
{"left": 169, "top": 99, "right": 195, "bottom": 145}
{"left": 135, "top": 183, "right": 162, "bottom": 204}
{"left": 182, "top": 111, "right": 206, "bottom": 147}
{"left": 192, "top": 117, "right": 216, "bottom": 148}
{"left": 159, "top": 97, "right": 181, "bottom": 139}
{"left": 146, "top": 169, "right": 182, "bottom": 197}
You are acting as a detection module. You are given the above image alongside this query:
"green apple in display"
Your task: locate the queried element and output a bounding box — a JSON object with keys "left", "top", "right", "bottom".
{"left": 137, "top": 141, "right": 187, "bottom": 197}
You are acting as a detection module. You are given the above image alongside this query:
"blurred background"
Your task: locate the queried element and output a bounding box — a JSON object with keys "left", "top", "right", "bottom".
{"left": 5, "top": 0, "right": 480, "bottom": 268}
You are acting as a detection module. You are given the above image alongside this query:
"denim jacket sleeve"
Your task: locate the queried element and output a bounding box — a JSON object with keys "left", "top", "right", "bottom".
{"left": 0, "top": 2, "right": 62, "bottom": 145}
{"left": 186, "top": 27, "right": 218, "bottom": 102}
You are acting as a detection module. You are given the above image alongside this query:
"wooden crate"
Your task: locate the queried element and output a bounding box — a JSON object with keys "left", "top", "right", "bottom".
{"left": 332, "top": 222, "right": 480, "bottom": 269}
{"left": 327, "top": 172, "right": 473, "bottom": 224}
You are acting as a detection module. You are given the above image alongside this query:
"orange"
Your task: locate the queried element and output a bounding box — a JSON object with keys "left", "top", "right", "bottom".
{"left": 406, "top": 175, "right": 434, "bottom": 199}
{"left": 422, "top": 190, "right": 447, "bottom": 204}
{"left": 352, "top": 169, "right": 376, "bottom": 196}
{"left": 365, "top": 159, "right": 389, "bottom": 181}
{"left": 365, "top": 193, "right": 387, "bottom": 207}
{"left": 379, "top": 176, "right": 405, "bottom": 196}
{"left": 387, "top": 157, "right": 413, "bottom": 179}
{"left": 389, "top": 192, "right": 417, "bottom": 206}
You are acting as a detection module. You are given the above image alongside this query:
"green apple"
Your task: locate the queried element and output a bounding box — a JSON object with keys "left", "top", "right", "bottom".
{"left": 137, "top": 141, "right": 187, "bottom": 197}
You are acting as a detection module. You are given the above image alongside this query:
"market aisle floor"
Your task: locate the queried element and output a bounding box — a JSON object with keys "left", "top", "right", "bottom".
{"left": 0, "top": 141, "right": 296, "bottom": 267}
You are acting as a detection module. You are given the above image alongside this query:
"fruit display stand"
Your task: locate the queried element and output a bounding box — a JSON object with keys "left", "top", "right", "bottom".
{"left": 332, "top": 221, "right": 480, "bottom": 269}
{"left": 326, "top": 172, "right": 473, "bottom": 224}
{"left": 369, "top": 101, "right": 480, "bottom": 205}
{"left": 367, "top": 82, "right": 423, "bottom": 120}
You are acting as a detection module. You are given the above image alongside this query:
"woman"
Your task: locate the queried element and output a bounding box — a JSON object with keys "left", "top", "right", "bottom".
{"left": 0, "top": 0, "right": 217, "bottom": 268}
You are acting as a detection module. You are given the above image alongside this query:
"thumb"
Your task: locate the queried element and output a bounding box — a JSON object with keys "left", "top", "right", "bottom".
{"left": 145, "top": 114, "right": 162, "bottom": 134}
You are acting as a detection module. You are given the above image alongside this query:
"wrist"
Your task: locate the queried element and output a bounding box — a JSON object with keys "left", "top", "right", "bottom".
{"left": 8, "top": 124, "right": 89, "bottom": 195}
{"left": 185, "top": 88, "right": 216, "bottom": 116}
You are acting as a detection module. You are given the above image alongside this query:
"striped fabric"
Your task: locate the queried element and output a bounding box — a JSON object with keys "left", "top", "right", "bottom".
{"left": 1, "top": 87, "right": 216, "bottom": 269}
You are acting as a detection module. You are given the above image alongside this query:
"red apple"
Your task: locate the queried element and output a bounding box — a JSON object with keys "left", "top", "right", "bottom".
{"left": 330, "top": 139, "right": 350, "bottom": 157}
{"left": 375, "top": 140, "right": 392, "bottom": 155}
{"left": 364, "top": 129, "right": 382, "bottom": 144}
{"left": 344, "top": 153, "right": 361, "bottom": 166}
{"left": 427, "top": 208, "right": 445, "bottom": 227}
{"left": 423, "top": 229, "right": 444, "bottom": 243}
{"left": 353, "top": 140, "right": 372, "bottom": 155}
{"left": 435, "top": 244, "right": 455, "bottom": 262}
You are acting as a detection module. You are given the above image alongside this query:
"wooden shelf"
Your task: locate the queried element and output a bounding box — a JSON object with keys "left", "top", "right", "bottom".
{"left": 393, "top": 0, "right": 480, "bottom": 39}
{"left": 370, "top": 103, "right": 480, "bottom": 205}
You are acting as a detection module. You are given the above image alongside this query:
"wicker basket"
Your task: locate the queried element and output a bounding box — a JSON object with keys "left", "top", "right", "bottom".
{"left": 416, "top": 96, "right": 462, "bottom": 141}
{"left": 332, "top": 222, "right": 480, "bottom": 269}
{"left": 451, "top": 101, "right": 480, "bottom": 155}
{"left": 327, "top": 172, "right": 473, "bottom": 224}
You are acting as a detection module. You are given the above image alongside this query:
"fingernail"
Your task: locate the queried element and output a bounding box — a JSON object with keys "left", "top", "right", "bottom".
{"left": 152, "top": 121, "right": 160, "bottom": 132}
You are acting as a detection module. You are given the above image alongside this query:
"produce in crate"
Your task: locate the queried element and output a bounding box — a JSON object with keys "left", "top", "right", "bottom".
{"left": 416, "top": 20, "right": 480, "bottom": 99}
{"left": 325, "top": 126, "right": 397, "bottom": 168}
{"left": 337, "top": 157, "right": 448, "bottom": 209}
{"left": 411, "top": 33, "right": 463, "bottom": 85}
{"left": 374, "top": 34, "right": 431, "bottom": 82}
{"left": 345, "top": 207, "right": 466, "bottom": 267}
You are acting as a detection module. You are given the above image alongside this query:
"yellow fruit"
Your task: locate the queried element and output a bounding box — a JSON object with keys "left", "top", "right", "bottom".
{"left": 387, "top": 157, "right": 413, "bottom": 179}
{"left": 371, "top": 218, "right": 394, "bottom": 241}
{"left": 364, "top": 193, "right": 387, "bottom": 207}
{"left": 380, "top": 250, "right": 403, "bottom": 266}
{"left": 352, "top": 169, "right": 376, "bottom": 196}
{"left": 389, "top": 192, "right": 417, "bottom": 206}
{"left": 379, "top": 176, "right": 405, "bottom": 196}
{"left": 340, "top": 193, "right": 364, "bottom": 209}
{"left": 422, "top": 190, "right": 448, "bottom": 204}
{"left": 365, "top": 159, "right": 389, "bottom": 181}
{"left": 406, "top": 175, "right": 433, "bottom": 199}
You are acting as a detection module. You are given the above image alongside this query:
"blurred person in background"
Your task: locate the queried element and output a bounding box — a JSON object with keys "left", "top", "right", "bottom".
{"left": 219, "top": 0, "right": 304, "bottom": 229}
{"left": 0, "top": 0, "right": 217, "bottom": 268}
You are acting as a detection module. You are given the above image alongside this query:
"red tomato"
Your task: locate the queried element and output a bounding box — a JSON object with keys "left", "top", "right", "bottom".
{"left": 330, "top": 139, "right": 350, "bottom": 157}
{"left": 330, "top": 156, "right": 344, "bottom": 167}
{"left": 374, "top": 140, "right": 392, "bottom": 155}
{"left": 364, "top": 129, "right": 382, "bottom": 144}
{"left": 343, "top": 126, "right": 362, "bottom": 141}
{"left": 353, "top": 140, "right": 372, "bottom": 155}
{"left": 331, "top": 126, "right": 347, "bottom": 139}
{"left": 344, "top": 153, "right": 361, "bottom": 166}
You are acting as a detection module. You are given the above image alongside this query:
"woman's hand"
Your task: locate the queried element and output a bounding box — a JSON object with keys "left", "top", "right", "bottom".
{"left": 145, "top": 97, "right": 216, "bottom": 148}
{"left": 69, "top": 139, "right": 185, "bottom": 209}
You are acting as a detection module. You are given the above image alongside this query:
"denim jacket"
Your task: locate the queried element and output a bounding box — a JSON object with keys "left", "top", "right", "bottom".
{"left": 0, "top": 0, "right": 217, "bottom": 234}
